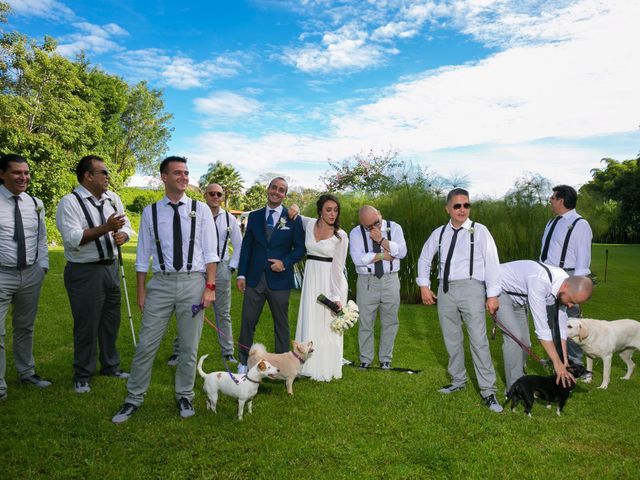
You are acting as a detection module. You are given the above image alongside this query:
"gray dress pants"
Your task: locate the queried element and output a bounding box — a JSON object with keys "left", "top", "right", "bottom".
{"left": 496, "top": 292, "right": 531, "bottom": 390}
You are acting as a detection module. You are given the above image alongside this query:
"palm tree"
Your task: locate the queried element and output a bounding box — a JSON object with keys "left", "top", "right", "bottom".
{"left": 198, "top": 160, "right": 244, "bottom": 208}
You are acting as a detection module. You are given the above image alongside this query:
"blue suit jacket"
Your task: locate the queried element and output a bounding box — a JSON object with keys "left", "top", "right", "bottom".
{"left": 238, "top": 206, "right": 306, "bottom": 290}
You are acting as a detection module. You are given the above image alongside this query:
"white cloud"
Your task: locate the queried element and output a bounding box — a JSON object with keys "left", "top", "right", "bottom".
{"left": 186, "top": 0, "right": 640, "bottom": 196}
{"left": 6, "top": 0, "right": 75, "bottom": 21}
{"left": 194, "top": 92, "right": 261, "bottom": 118}
{"left": 57, "top": 22, "right": 128, "bottom": 57}
{"left": 115, "top": 49, "right": 243, "bottom": 89}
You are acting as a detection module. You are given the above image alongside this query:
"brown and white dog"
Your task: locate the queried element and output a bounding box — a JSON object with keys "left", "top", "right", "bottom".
{"left": 197, "top": 354, "right": 279, "bottom": 420}
{"left": 567, "top": 318, "right": 640, "bottom": 389}
{"left": 248, "top": 341, "right": 314, "bottom": 395}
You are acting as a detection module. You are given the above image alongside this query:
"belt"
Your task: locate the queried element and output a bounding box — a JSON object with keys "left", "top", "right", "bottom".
{"left": 0, "top": 263, "right": 37, "bottom": 271}
{"left": 307, "top": 255, "right": 333, "bottom": 262}
{"left": 69, "top": 259, "right": 115, "bottom": 266}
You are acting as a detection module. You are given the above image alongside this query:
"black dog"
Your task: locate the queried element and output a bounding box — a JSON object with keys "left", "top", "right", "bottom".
{"left": 506, "top": 364, "right": 588, "bottom": 416}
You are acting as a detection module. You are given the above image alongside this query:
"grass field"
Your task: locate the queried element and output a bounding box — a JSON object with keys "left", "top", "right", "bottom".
{"left": 1, "top": 244, "right": 639, "bottom": 479}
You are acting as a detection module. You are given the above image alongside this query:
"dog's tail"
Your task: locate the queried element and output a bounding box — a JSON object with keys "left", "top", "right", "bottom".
{"left": 197, "top": 354, "right": 209, "bottom": 378}
{"left": 249, "top": 343, "right": 267, "bottom": 358}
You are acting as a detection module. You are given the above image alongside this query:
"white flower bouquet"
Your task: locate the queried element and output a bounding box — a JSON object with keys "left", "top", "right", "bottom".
{"left": 317, "top": 294, "right": 359, "bottom": 334}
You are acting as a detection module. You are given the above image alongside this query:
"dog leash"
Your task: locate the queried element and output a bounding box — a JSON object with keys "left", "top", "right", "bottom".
{"left": 491, "top": 313, "right": 549, "bottom": 368}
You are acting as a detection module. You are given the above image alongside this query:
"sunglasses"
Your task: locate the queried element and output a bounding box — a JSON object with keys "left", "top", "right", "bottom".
{"left": 452, "top": 203, "right": 471, "bottom": 210}
{"left": 364, "top": 219, "right": 381, "bottom": 231}
{"left": 206, "top": 191, "right": 223, "bottom": 198}
{"left": 90, "top": 169, "right": 109, "bottom": 176}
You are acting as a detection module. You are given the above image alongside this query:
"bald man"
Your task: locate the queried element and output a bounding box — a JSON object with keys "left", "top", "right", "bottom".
{"left": 496, "top": 260, "right": 593, "bottom": 391}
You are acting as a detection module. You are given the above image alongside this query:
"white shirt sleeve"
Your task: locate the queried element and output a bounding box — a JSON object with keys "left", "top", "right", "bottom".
{"left": 135, "top": 205, "right": 153, "bottom": 272}
{"left": 479, "top": 225, "right": 501, "bottom": 297}
{"left": 416, "top": 227, "right": 441, "bottom": 288}
{"left": 228, "top": 213, "right": 243, "bottom": 270}
{"left": 573, "top": 220, "right": 592, "bottom": 276}
{"left": 528, "top": 276, "right": 553, "bottom": 341}
{"left": 387, "top": 221, "right": 407, "bottom": 259}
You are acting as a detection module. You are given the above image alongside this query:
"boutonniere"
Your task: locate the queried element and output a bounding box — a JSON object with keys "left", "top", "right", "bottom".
{"left": 385, "top": 227, "right": 391, "bottom": 233}
{"left": 467, "top": 227, "right": 475, "bottom": 235}
{"left": 188, "top": 210, "right": 197, "bottom": 218}
{"left": 277, "top": 217, "right": 290, "bottom": 230}
{"left": 567, "top": 224, "right": 574, "bottom": 231}
{"left": 35, "top": 205, "right": 43, "bottom": 214}
{"left": 226, "top": 226, "right": 232, "bottom": 233}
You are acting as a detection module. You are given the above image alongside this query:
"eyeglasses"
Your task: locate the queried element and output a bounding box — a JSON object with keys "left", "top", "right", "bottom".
{"left": 90, "top": 169, "right": 109, "bottom": 176}
{"left": 452, "top": 203, "right": 471, "bottom": 210}
{"left": 206, "top": 191, "right": 223, "bottom": 198}
{"left": 364, "top": 219, "right": 381, "bottom": 231}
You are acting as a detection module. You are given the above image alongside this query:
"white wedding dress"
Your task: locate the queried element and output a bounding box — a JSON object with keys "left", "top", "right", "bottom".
{"left": 294, "top": 217, "right": 349, "bottom": 381}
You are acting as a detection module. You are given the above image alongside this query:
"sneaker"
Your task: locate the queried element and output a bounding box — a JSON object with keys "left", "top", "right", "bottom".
{"left": 20, "top": 374, "right": 52, "bottom": 388}
{"left": 112, "top": 402, "right": 138, "bottom": 424}
{"left": 74, "top": 381, "right": 91, "bottom": 394}
{"left": 177, "top": 397, "right": 195, "bottom": 419}
{"left": 167, "top": 354, "right": 179, "bottom": 367}
{"left": 237, "top": 364, "right": 248, "bottom": 374}
{"left": 103, "top": 370, "right": 130, "bottom": 379}
{"left": 0, "top": 391, "right": 7, "bottom": 402}
{"left": 358, "top": 362, "right": 370, "bottom": 369}
{"left": 380, "top": 362, "right": 391, "bottom": 370}
{"left": 438, "top": 384, "right": 465, "bottom": 394}
{"left": 581, "top": 372, "right": 593, "bottom": 383}
{"left": 224, "top": 355, "right": 238, "bottom": 364}
{"left": 483, "top": 394, "right": 504, "bottom": 413}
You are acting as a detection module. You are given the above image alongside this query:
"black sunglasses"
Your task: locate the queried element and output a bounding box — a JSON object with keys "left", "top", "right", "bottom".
{"left": 90, "top": 169, "right": 109, "bottom": 176}
{"left": 206, "top": 191, "right": 223, "bottom": 198}
{"left": 364, "top": 219, "right": 381, "bottom": 231}
{"left": 452, "top": 203, "right": 471, "bottom": 210}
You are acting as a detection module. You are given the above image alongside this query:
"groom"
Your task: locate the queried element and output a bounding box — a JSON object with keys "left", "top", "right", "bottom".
{"left": 236, "top": 177, "right": 305, "bottom": 373}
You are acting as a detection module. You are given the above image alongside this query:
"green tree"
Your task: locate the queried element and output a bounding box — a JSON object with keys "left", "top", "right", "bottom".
{"left": 198, "top": 160, "right": 244, "bottom": 209}
{"left": 321, "top": 150, "right": 401, "bottom": 195}
{"left": 242, "top": 181, "right": 267, "bottom": 211}
{"left": 504, "top": 173, "right": 553, "bottom": 206}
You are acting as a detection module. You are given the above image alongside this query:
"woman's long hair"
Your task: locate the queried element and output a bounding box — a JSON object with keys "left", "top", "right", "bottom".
{"left": 316, "top": 193, "right": 341, "bottom": 239}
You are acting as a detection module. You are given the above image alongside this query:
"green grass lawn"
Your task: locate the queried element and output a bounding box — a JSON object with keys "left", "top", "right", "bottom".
{"left": 1, "top": 244, "right": 640, "bottom": 479}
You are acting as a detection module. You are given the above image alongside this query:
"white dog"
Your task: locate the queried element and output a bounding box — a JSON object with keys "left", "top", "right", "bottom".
{"left": 197, "top": 354, "right": 279, "bottom": 420}
{"left": 566, "top": 318, "right": 640, "bottom": 389}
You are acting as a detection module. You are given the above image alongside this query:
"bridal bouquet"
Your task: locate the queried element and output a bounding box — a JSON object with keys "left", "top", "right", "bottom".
{"left": 317, "top": 294, "right": 359, "bottom": 334}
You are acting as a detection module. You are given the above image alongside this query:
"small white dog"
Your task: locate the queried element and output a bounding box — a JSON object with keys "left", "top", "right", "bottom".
{"left": 197, "top": 354, "right": 279, "bottom": 420}
{"left": 567, "top": 318, "right": 640, "bottom": 389}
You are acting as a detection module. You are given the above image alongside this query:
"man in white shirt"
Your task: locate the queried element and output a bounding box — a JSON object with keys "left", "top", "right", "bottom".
{"left": 0, "top": 154, "right": 50, "bottom": 401}
{"left": 540, "top": 185, "right": 593, "bottom": 370}
{"left": 167, "top": 182, "right": 243, "bottom": 366}
{"left": 349, "top": 205, "right": 407, "bottom": 370}
{"left": 112, "top": 156, "right": 218, "bottom": 423}
{"left": 56, "top": 155, "right": 133, "bottom": 394}
{"left": 416, "top": 189, "right": 502, "bottom": 412}
{"left": 497, "top": 260, "right": 593, "bottom": 391}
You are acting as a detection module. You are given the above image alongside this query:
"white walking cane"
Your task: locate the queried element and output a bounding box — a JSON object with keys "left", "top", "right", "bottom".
{"left": 117, "top": 244, "right": 137, "bottom": 346}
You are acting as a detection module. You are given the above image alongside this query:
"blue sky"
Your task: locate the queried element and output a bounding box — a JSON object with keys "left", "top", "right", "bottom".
{"left": 5, "top": 0, "right": 639, "bottom": 197}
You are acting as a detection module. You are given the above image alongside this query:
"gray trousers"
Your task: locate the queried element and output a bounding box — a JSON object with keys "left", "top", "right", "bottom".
{"left": 64, "top": 261, "right": 122, "bottom": 382}
{"left": 0, "top": 264, "right": 46, "bottom": 394}
{"left": 238, "top": 274, "right": 291, "bottom": 365}
{"left": 496, "top": 292, "right": 531, "bottom": 390}
{"left": 126, "top": 273, "right": 206, "bottom": 406}
{"left": 437, "top": 279, "right": 497, "bottom": 396}
{"left": 172, "top": 264, "right": 234, "bottom": 358}
{"left": 356, "top": 273, "right": 400, "bottom": 364}
{"left": 547, "top": 303, "right": 583, "bottom": 366}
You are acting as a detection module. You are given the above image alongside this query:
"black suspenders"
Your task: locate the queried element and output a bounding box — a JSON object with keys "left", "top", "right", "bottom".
{"left": 72, "top": 191, "right": 107, "bottom": 260}
{"left": 215, "top": 210, "right": 231, "bottom": 261}
{"left": 151, "top": 199, "right": 197, "bottom": 272}
{"left": 29, "top": 195, "right": 41, "bottom": 264}
{"left": 559, "top": 217, "right": 584, "bottom": 269}
{"left": 504, "top": 262, "right": 553, "bottom": 299}
{"left": 437, "top": 221, "right": 475, "bottom": 278}
{"left": 359, "top": 220, "right": 394, "bottom": 274}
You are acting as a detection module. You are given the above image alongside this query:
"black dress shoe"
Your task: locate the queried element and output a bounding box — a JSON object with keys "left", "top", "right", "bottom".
{"left": 358, "top": 362, "right": 370, "bottom": 369}
{"left": 380, "top": 362, "right": 391, "bottom": 370}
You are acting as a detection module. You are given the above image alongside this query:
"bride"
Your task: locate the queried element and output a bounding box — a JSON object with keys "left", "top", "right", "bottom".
{"left": 293, "top": 194, "right": 348, "bottom": 381}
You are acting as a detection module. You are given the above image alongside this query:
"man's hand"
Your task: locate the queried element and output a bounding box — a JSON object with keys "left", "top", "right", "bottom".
{"left": 486, "top": 296, "right": 499, "bottom": 316}
{"left": 137, "top": 290, "right": 146, "bottom": 312}
{"left": 288, "top": 204, "right": 300, "bottom": 220}
{"left": 553, "top": 360, "right": 576, "bottom": 388}
{"left": 106, "top": 213, "right": 126, "bottom": 232}
{"left": 202, "top": 288, "right": 215, "bottom": 308}
{"left": 236, "top": 278, "right": 246, "bottom": 293}
{"left": 268, "top": 258, "right": 285, "bottom": 272}
{"left": 420, "top": 286, "right": 437, "bottom": 305}
{"left": 112, "top": 231, "right": 129, "bottom": 246}
{"left": 369, "top": 226, "right": 383, "bottom": 244}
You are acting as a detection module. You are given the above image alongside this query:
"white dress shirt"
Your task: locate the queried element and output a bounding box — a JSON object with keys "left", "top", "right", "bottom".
{"left": 348, "top": 219, "right": 407, "bottom": 275}
{"left": 416, "top": 219, "right": 501, "bottom": 297}
{"left": 540, "top": 209, "right": 592, "bottom": 275}
{"left": 213, "top": 208, "right": 243, "bottom": 269}
{"left": 55, "top": 185, "right": 133, "bottom": 263}
{"left": 136, "top": 194, "right": 219, "bottom": 273}
{"left": 500, "top": 260, "right": 569, "bottom": 341}
{"left": 0, "top": 185, "right": 48, "bottom": 269}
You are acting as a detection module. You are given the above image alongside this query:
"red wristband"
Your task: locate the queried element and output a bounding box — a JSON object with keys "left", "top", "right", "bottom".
{"left": 205, "top": 283, "right": 216, "bottom": 291}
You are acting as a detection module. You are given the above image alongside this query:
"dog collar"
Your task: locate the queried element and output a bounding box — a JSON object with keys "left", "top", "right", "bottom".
{"left": 292, "top": 351, "right": 305, "bottom": 364}
{"left": 245, "top": 373, "right": 260, "bottom": 384}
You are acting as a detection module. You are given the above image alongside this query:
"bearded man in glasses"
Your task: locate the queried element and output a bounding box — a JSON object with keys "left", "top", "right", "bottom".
{"left": 166, "top": 183, "right": 243, "bottom": 366}
{"left": 349, "top": 205, "right": 407, "bottom": 370}
{"left": 416, "top": 188, "right": 503, "bottom": 412}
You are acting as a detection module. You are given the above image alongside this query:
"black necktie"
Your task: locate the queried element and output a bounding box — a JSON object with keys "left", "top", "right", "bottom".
{"left": 95, "top": 202, "right": 114, "bottom": 259}
{"left": 13, "top": 196, "right": 27, "bottom": 269}
{"left": 170, "top": 202, "right": 183, "bottom": 271}
{"left": 442, "top": 227, "right": 461, "bottom": 293}
{"left": 372, "top": 240, "right": 384, "bottom": 279}
{"left": 267, "top": 209, "right": 275, "bottom": 231}
{"left": 540, "top": 216, "right": 561, "bottom": 262}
